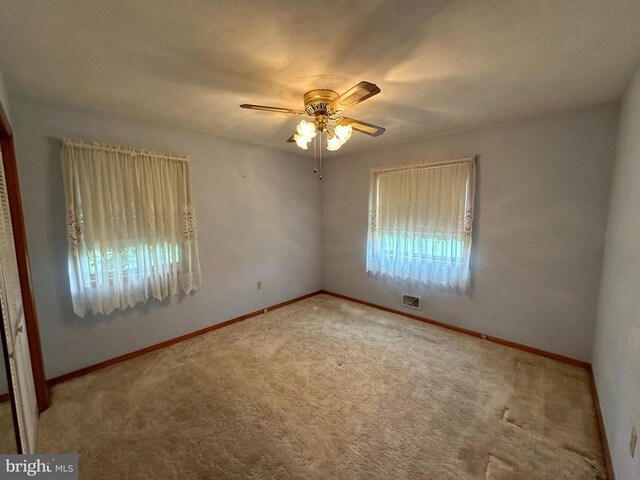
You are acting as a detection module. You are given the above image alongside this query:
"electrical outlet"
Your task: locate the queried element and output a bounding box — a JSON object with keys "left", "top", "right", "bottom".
{"left": 631, "top": 426, "right": 637, "bottom": 458}
{"left": 256, "top": 281, "right": 262, "bottom": 290}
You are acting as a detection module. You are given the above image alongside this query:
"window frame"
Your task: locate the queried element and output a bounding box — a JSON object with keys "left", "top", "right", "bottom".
{"left": 366, "top": 155, "right": 476, "bottom": 288}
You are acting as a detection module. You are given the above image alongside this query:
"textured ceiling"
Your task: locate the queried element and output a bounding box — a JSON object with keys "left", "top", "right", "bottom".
{"left": 1, "top": 0, "right": 640, "bottom": 156}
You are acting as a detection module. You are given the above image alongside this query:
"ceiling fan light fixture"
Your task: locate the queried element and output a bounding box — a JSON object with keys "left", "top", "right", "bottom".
{"left": 326, "top": 135, "right": 343, "bottom": 151}
{"left": 240, "top": 80, "right": 385, "bottom": 176}
{"left": 296, "top": 119, "right": 317, "bottom": 140}
{"left": 334, "top": 124, "right": 352, "bottom": 143}
{"left": 293, "top": 133, "right": 309, "bottom": 149}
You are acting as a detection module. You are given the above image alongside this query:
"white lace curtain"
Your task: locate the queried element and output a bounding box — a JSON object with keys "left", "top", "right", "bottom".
{"left": 366, "top": 156, "right": 475, "bottom": 290}
{"left": 61, "top": 139, "right": 201, "bottom": 317}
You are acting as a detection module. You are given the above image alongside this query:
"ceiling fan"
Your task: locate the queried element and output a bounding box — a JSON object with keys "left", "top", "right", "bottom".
{"left": 240, "top": 81, "right": 385, "bottom": 179}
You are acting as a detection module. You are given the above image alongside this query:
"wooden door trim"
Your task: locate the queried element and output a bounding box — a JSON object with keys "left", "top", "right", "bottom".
{"left": 0, "top": 100, "right": 50, "bottom": 411}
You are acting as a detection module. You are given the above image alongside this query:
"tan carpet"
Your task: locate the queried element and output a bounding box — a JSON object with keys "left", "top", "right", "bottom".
{"left": 37, "top": 294, "right": 606, "bottom": 479}
{"left": 0, "top": 401, "right": 17, "bottom": 453}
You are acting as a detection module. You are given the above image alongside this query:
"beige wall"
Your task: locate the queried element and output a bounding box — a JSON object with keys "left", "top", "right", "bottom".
{"left": 0, "top": 69, "right": 9, "bottom": 395}
{"left": 593, "top": 66, "right": 640, "bottom": 480}
{"left": 10, "top": 94, "right": 323, "bottom": 380}
{"left": 322, "top": 104, "right": 618, "bottom": 362}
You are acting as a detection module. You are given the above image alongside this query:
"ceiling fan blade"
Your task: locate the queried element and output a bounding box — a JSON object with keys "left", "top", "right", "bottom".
{"left": 339, "top": 117, "right": 386, "bottom": 137}
{"left": 286, "top": 134, "right": 295, "bottom": 143}
{"left": 330, "top": 81, "right": 381, "bottom": 113}
{"left": 240, "top": 104, "right": 305, "bottom": 115}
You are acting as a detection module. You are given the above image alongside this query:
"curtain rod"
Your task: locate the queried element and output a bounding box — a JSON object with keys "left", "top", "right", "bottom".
{"left": 370, "top": 155, "right": 475, "bottom": 174}
{"left": 62, "top": 138, "right": 189, "bottom": 162}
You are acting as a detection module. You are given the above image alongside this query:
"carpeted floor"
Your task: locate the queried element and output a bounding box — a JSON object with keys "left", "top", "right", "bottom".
{"left": 37, "top": 294, "right": 606, "bottom": 479}
{"left": 0, "top": 401, "right": 17, "bottom": 453}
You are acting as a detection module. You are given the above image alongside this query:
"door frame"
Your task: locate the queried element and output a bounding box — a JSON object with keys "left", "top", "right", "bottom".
{"left": 0, "top": 299, "right": 22, "bottom": 452}
{"left": 0, "top": 98, "right": 50, "bottom": 413}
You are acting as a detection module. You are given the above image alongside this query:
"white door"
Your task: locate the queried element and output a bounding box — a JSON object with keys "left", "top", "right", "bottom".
{"left": 0, "top": 149, "right": 37, "bottom": 453}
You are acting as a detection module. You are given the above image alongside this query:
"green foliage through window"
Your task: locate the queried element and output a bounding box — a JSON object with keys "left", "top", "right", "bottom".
{"left": 85, "top": 243, "right": 181, "bottom": 287}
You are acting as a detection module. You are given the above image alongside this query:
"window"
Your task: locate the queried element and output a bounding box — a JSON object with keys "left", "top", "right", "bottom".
{"left": 380, "top": 235, "right": 465, "bottom": 263}
{"left": 62, "top": 139, "right": 201, "bottom": 317}
{"left": 366, "top": 156, "right": 475, "bottom": 290}
{"left": 84, "top": 242, "right": 181, "bottom": 289}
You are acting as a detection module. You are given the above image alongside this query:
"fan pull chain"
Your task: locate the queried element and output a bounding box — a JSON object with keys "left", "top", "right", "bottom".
{"left": 313, "top": 134, "right": 318, "bottom": 173}
{"left": 319, "top": 130, "right": 323, "bottom": 180}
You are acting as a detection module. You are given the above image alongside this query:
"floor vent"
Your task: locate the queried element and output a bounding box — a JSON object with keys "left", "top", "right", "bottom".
{"left": 401, "top": 293, "right": 422, "bottom": 310}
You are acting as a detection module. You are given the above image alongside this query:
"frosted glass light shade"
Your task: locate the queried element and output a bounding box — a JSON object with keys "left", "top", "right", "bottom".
{"left": 327, "top": 135, "right": 342, "bottom": 151}
{"left": 297, "top": 120, "right": 317, "bottom": 140}
{"left": 293, "top": 134, "right": 308, "bottom": 149}
{"left": 334, "top": 124, "right": 352, "bottom": 143}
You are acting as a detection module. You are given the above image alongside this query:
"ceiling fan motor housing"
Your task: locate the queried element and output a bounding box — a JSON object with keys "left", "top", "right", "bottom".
{"left": 304, "top": 89, "right": 339, "bottom": 117}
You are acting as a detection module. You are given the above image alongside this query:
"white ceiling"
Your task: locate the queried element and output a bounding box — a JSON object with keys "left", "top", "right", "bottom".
{"left": 1, "top": 0, "right": 639, "bottom": 156}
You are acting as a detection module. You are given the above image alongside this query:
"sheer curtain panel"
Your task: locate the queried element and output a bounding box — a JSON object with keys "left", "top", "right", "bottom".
{"left": 366, "top": 156, "right": 475, "bottom": 290}
{"left": 62, "top": 139, "right": 201, "bottom": 317}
